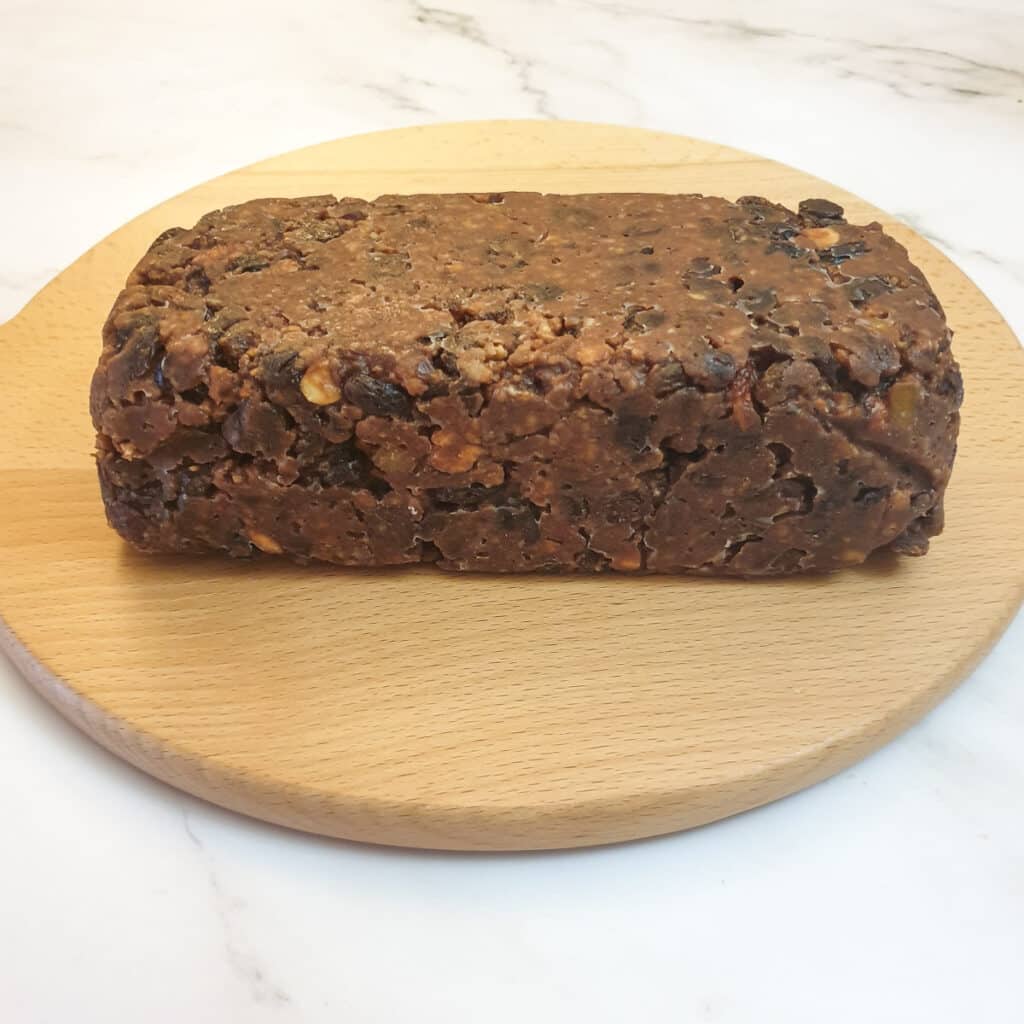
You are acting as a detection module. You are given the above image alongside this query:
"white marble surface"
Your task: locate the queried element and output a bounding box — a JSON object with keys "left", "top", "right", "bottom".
{"left": 1, "top": 1, "right": 1022, "bottom": 1020}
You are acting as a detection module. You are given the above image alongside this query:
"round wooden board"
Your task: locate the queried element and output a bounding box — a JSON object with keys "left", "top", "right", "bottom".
{"left": 1, "top": 121, "right": 1022, "bottom": 851}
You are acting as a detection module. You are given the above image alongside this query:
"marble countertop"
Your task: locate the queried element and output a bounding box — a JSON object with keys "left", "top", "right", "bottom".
{"left": 2, "top": 1, "right": 1022, "bottom": 1020}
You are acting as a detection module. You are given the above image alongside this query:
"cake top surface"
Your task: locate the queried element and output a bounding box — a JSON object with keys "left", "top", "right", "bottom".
{"left": 107, "top": 192, "right": 950, "bottom": 401}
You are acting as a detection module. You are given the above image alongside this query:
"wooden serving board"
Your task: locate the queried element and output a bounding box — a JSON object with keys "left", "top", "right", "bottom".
{"left": 1, "top": 121, "right": 1022, "bottom": 851}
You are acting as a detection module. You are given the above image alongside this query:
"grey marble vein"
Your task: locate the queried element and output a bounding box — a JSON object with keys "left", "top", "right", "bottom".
{"left": 358, "top": 79, "right": 433, "bottom": 115}
{"left": 411, "top": 2, "right": 558, "bottom": 117}
{"left": 897, "top": 214, "right": 1024, "bottom": 286}
{"left": 182, "top": 807, "right": 293, "bottom": 1008}
{"left": 410, "top": 2, "right": 645, "bottom": 122}
{"left": 580, "top": 1, "right": 1024, "bottom": 104}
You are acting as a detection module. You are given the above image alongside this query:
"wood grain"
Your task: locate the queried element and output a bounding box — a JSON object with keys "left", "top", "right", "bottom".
{"left": 1, "top": 121, "right": 1021, "bottom": 851}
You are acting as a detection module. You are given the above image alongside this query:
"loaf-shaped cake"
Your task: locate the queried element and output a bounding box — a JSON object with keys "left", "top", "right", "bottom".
{"left": 91, "top": 193, "right": 961, "bottom": 574}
